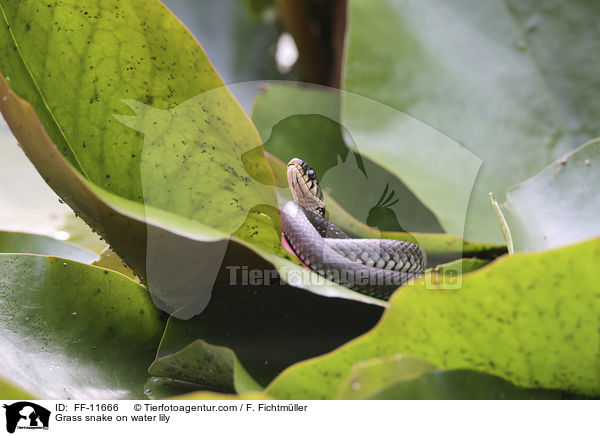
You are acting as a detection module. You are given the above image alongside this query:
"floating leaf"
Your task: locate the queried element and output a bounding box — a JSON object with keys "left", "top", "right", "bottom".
{"left": 0, "top": 254, "right": 164, "bottom": 399}
{"left": 0, "top": 0, "right": 281, "bottom": 316}
{"left": 91, "top": 247, "right": 139, "bottom": 281}
{"left": 334, "top": 355, "right": 561, "bottom": 399}
{"left": 502, "top": 139, "right": 600, "bottom": 252}
{"left": 343, "top": 0, "right": 599, "bottom": 242}
{"left": 266, "top": 238, "right": 600, "bottom": 399}
{"left": 0, "top": 231, "right": 97, "bottom": 263}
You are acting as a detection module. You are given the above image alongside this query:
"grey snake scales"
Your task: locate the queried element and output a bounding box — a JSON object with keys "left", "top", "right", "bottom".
{"left": 281, "top": 158, "right": 427, "bottom": 300}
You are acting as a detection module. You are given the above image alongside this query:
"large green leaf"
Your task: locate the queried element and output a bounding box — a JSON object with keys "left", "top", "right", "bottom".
{"left": 334, "top": 355, "right": 562, "bottom": 400}
{"left": 266, "top": 237, "right": 600, "bottom": 399}
{"left": 0, "top": 0, "right": 277, "bottom": 220}
{"left": 503, "top": 0, "right": 600, "bottom": 146}
{"left": 0, "top": 1, "right": 394, "bottom": 314}
{"left": 334, "top": 355, "right": 437, "bottom": 399}
{"left": 0, "top": 0, "right": 222, "bottom": 191}
{"left": 145, "top": 357, "right": 263, "bottom": 399}
{"left": 0, "top": 71, "right": 392, "bottom": 319}
{"left": 502, "top": 139, "right": 600, "bottom": 252}
{"left": 0, "top": 254, "right": 164, "bottom": 399}
{"left": 149, "top": 338, "right": 240, "bottom": 394}
{"left": 427, "top": 258, "right": 491, "bottom": 281}
{"left": 367, "top": 370, "right": 563, "bottom": 400}
{"left": 0, "top": 0, "right": 284, "bottom": 316}
{"left": 343, "top": 0, "right": 600, "bottom": 243}
{"left": 0, "top": 231, "right": 97, "bottom": 263}
{"left": 0, "top": 0, "right": 493, "bottom": 314}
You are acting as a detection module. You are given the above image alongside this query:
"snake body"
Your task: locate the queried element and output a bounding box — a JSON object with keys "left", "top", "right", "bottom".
{"left": 281, "top": 158, "right": 427, "bottom": 300}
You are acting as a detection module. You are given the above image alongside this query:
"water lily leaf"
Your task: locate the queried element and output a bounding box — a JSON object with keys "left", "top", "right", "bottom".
{"left": 334, "top": 355, "right": 561, "bottom": 400}
{"left": 266, "top": 237, "right": 600, "bottom": 399}
{"left": 92, "top": 247, "right": 139, "bottom": 281}
{"left": 145, "top": 375, "right": 267, "bottom": 400}
{"left": 0, "top": 254, "right": 164, "bottom": 399}
{"left": 343, "top": 0, "right": 598, "bottom": 243}
{"left": 0, "top": 0, "right": 281, "bottom": 316}
{"left": 149, "top": 284, "right": 384, "bottom": 389}
{"left": 503, "top": 1, "right": 600, "bottom": 146}
{"left": 59, "top": 215, "right": 108, "bottom": 255}
{"left": 335, "top": 355, "right": 562, "bottom": 399}
{"left": 0, "top": 1, "right": 385, "bottom": 314}
{"left": 0, "top": 77, "right": 167, "bottom": 307}
{"left": 369, "top": 370, "right": 563, "bottom": 400}
{"left": 333, "top": 355, "right": 437, "bottom": 399}
{"left": 502, "top": 139, "right": 600, "bottom": 252}
{"left": 0, "top": 0, "right": 503, "bottom": 314}
{"left": 429, "top": 258, "right": 490, "bottom": 275}
{"left": 0, "top": 0, "right": 277, "bottom": 227}
{"left": 143, "top": 377, "right": 206, "bottom": 400}
{"left": 150, "top": 338, "right": 239, "bottom": 394}
{"left": 0, "top": 0, "right": 227, "bottom": 185}
{"left": 0, "top": 231, "right": 98, "bottom": 263}
{"left": 0, "top": 72, "right": 390, "bottom": 316}
{"left": 149, "top": 311, "right": 263, "bottom": 394}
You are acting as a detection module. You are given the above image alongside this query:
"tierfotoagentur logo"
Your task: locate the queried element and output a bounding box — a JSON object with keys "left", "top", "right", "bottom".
{"left": 3, "top": 402, "right": 50, "bottom": 433}
{"left": 226, "top": 264, "right": 462, "bottom": 290}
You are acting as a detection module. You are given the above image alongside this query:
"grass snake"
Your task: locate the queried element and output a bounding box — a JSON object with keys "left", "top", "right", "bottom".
{"left": 281, "top": 158, "right": 427, "bottom": 300}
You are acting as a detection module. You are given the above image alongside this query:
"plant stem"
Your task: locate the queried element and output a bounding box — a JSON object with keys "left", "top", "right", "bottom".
{"left": 489, "top": 192, "right": 514, "bottom": 255}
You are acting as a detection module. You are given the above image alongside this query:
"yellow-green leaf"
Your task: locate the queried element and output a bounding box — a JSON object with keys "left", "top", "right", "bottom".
{"left": 266, "top": 238, "right": 600, "bottom": 399}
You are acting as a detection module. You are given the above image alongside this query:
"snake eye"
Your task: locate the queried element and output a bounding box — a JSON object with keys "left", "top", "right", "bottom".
{"left": 301, "top": 161, "right": 308, "bottom": 171}
{"left": 307, "top": 169, "right": 315, "bottom": 179}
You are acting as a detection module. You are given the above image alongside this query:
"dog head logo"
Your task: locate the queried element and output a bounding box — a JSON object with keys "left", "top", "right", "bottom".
{"left": 3, "top": 402, "right": 50, "bottom": 434}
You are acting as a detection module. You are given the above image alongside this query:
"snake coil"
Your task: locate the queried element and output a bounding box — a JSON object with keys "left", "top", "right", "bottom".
{"left": 281, "top": 158, "right": 426, "bottom": 300}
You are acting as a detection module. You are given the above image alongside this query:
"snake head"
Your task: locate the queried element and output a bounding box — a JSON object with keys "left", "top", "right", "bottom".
{"left": 287, "top": 158, "right": 326, "bottom": 216}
